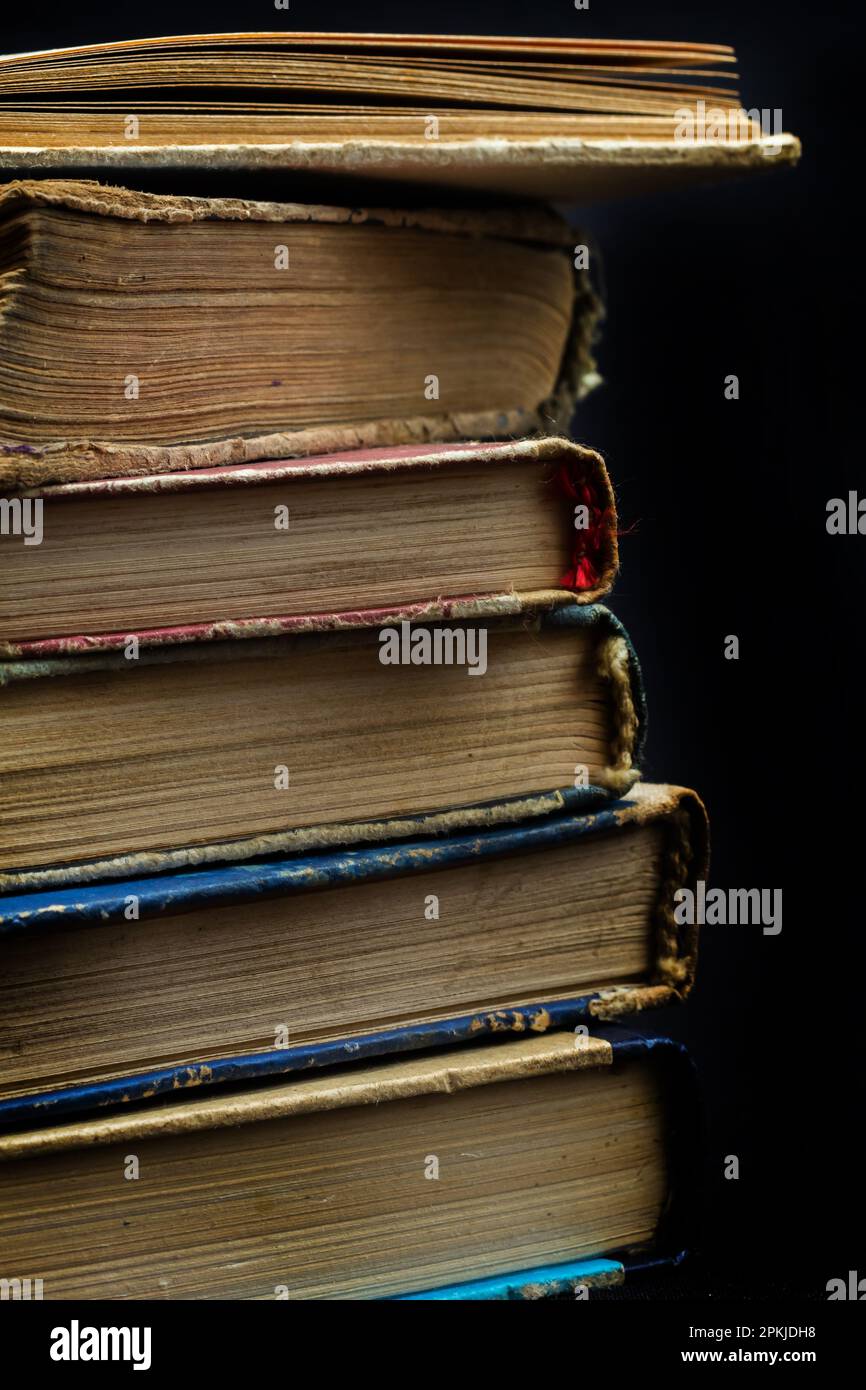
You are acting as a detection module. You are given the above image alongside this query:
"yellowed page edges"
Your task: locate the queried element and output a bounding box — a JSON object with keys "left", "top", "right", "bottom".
{"left": 0, "top": 1032, "right": 614, "bottom": 1162}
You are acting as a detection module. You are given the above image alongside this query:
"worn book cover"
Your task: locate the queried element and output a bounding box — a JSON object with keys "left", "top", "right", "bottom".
{"left": 0, "top": 180, "right": 601, "bottom": 488}
{"left": 0, "top": 33, "right": 801, "bottom": 199}
{"left": 0, "top": 1029, "right": 700, "bottom": 1300}
{"left": 0, "top": 437, "right": 617, "bottom": 654}
{"left": 0, "top": 603, "right": 647, "bottom": 889}
{"left": 0, "top": 781, "right": 708, "bottom": 1124}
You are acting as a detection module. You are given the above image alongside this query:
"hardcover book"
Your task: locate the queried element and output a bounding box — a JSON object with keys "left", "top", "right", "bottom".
{"left": 0, "top": 437, "right": 616, "bottom": 652}
{"left": 0, "top": 783, "right": 707, "bottom": 1123}
{"left": 0, "top": 181, "right": 599, "bottom": 488}
{"left": 0, "top": 23, "right": 748, "bottom": 1313}
{"left": 0, "top": 33, "right": 800, "bottom": 199}
{"left": 0, "top": 1031, "right": 698, "bottom": 1300}
{"left": 0, "top": 604, "right": 645, "bottom": 888}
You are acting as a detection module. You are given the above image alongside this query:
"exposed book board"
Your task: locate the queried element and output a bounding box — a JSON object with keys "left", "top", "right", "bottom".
{"left": 0, "top": 604, "right": 645, "bottom": 886}
{"left": 0, "top": 783, "right": 707, "bottom": 1122}
{"left": 0, "top": 438, "right": 617, "bottom": 652}
{"left": 0, "top": 181, "right": 600, "bottom": 489}
{"left": 0, "top": 33, "right": 800, "bottom": 198}
{"left": 0, "top": 1031, "right": 698, "bottom": 1300}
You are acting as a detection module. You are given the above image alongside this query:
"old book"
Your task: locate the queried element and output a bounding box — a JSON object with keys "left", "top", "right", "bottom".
{"left": 0, "top": 604, "right": 644, "bottom": 885}
{"left": 0, "top": 783, "right": 707, "bottom": 1122}
{"left": 0, "top": 33, "right": 800, "bottom": 199}
{"left": 0, "top": 1030, "right": 698, "bottom": 1299}
{"left": 0, "top": 181, "right": 599, "bottom": 489}
{"left": 0, "top": 437, "right": 616, "bottom": 653}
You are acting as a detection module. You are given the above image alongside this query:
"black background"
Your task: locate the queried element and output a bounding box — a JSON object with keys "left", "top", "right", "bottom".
{"left": 3, "top": 1, "right": 863, "bottom": 1301}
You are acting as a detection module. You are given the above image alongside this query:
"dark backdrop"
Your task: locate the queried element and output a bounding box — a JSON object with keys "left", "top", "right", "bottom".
{"left": 3, "top": 1, "right": 862, "bottom": 1298}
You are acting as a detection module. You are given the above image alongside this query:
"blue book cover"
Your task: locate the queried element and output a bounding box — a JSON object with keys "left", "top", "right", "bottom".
{"left": 0, "top": 783, "right": 707, "bottom": 1127}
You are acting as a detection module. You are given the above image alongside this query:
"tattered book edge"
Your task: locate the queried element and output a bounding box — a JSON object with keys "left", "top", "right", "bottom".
{"left": 0, "top": 180, "right": 601, "bottom": 488}
{"left": 1, "top": 435, "right": 619, "bottom": 657}
{"left": 0, "top": 1031, "right": 615, "bottom": 1160}
{"left": 0, "top": 132, "right": 801, "bottom": 186}
{"left": 0, "top": 784, "right": 707, "bottom": 1125}
{"left": 0, "top": 781, "right": 702, "bottom": 930}
{"left": 0, "top": 604, "right": 646, "bottom": 891}
{"left": 18, "top": 433, "right": 604, "bottom": 498}
{"left": 0, "top": 989, "right": 671, "bottom": 1128}
{"left": 0, "top": 786, "right": 615, "bottom": 895}
{"left": 0, "top": 591, "right": 583, "bottom": 661}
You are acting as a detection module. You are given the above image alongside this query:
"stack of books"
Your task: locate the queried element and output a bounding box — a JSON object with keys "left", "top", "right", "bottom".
{"left": 0, "top": 32, "right": 798, "bottom": 1301}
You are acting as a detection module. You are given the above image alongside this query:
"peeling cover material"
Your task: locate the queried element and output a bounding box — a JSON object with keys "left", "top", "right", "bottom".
{"left": 0, "top": 782, "right": 709, "bottom": 1124}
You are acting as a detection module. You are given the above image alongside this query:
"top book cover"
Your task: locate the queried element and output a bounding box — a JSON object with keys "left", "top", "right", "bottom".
{"left": 0, "top": 33, "right": 800, "bottom": 197}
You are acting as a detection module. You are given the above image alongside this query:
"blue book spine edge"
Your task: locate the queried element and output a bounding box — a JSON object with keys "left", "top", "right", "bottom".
{"left": 0, "top": 789, "right": 651, "bottom": 933}
{"left": 0, "top": 992, "right": 610, "bottom": 1126}
{"left": 393, "top": 1250, "right": 690, "bottom": 1301}
{"left": 0, "top": 789, "right": 701, "bottom": 1126}
{"left": 393, "top": 1256, "right": 625, "bottom": 1300}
